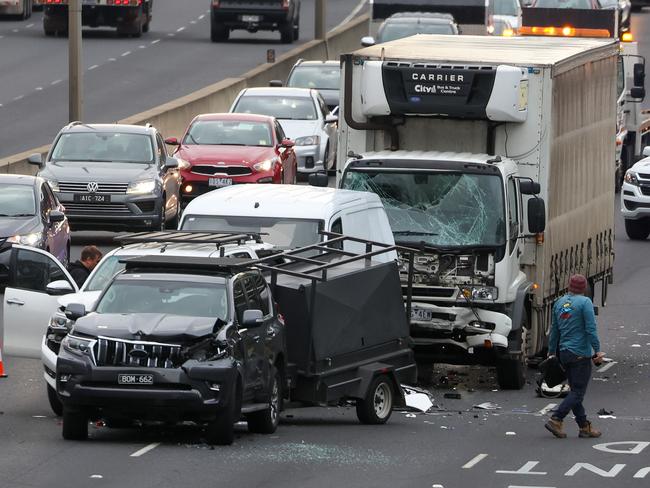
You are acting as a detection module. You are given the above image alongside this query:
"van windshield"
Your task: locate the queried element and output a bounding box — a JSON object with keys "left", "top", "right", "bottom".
{"left": 181, "top": 215, "right": 322, "bottom": 248}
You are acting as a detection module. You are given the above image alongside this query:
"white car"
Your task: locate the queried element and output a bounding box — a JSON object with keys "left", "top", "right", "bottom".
{"left": 230, "top": 87, "right": 338, "bottom": 176}
{"left": 621, "top": 156, "right": 650, "bottom": 240}
{"left": 1, "top": 234, "right": 273, "bottom": 416}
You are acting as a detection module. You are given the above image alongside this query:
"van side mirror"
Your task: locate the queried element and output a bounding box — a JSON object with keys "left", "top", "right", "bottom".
{"left": 28, "top": 153, "right": 43, "bottom": 167}
{"left": 519, "top": 180, "right": 541, "bottom": 195}
{"left": 361, "top": 36, "right": 376, "bottom": 47}
{"left": 242, "top": 309, "right": 264, "bottom": 327}
{"left": 46, "top": 280, "right": 74, "bottom": 296}
{"left": 527, "top": 198, "right": 546, "bottom": 234}
{"left": 634, "top": 62, "right": 645, "bottom": 87}
{"left": 308, "top": 173, "right": 329, "bottom": 187}
{"left": 65, "top": 303, "right": 87, "bottom": 321}
{"left": 631, "top": 87, "right": 646, "bottom": 101}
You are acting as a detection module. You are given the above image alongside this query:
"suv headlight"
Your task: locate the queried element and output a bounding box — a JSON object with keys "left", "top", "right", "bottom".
{"left": 7, "top": 232, "right": 42, "bottom": 247}
{"left": 253, "top": 157, "right": 278, "bottom": 173}
{"left": 49, "top": 311, "right": 72, "bottom": 331}
{"left": 127, "top": 180, "right": 157, "bottom": 194}
{"left": 61, "top": 334, "right": 96, "bottom": 357}
{"left": 624, "top": 170, "right": 639, "bottom": 186}
{"left": 294, "top": 135, "right": 320, "bottom": 146}
{"left": 459, "top": 286, "right": 498, "bottom": 302}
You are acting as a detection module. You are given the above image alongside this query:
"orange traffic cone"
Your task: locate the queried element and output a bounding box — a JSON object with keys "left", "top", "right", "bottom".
{"left": 0, "top": 344, "right": 7, "bottom": 378}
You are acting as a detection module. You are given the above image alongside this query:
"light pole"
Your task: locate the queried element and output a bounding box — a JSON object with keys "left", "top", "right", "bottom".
{"left": 315, "top": 0, "right": 326, "bottom": 40}
{"left": 69, "top": 0, "right": 83, "bottom": 122}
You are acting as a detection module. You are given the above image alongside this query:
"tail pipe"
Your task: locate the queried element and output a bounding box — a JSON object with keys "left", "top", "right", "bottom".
{"left": 342, "top": 54, "right": 399, "bottom": 151}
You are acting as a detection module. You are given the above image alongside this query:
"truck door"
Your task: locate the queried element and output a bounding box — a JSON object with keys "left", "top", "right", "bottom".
{"left": 506, "top": 177, "right": 525, "bottom": 289}
{"left": 2, "top": 245, "right": 78, "bottom": 359}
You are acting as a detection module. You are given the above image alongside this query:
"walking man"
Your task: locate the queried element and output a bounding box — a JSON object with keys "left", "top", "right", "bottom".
{"left": 67, "top": 245, "right": 102, "bottom": 288}
{"left": 544, "top": 274, "right": 605, "bottom": 439}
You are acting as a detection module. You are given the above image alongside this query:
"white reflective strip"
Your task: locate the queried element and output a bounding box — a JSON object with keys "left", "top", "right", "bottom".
{"left": 130, "top": 442, "right": 160, "bottom": 457}
{"left": 462, "top": 454, "right": 488, "bottom": 469}
{"left": 598, "top": 361, "right": 618, "bottom": 373}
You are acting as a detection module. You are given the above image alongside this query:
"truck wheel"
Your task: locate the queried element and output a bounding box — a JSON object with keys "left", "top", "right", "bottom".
{"left": 356, "top": 375, "right": 394, "bottom": 425}
{"left": 280, "top": 22, "right": 293, "bottom": 44}
{"left": 62, "top": 408, "right": 89, "bottom": 440}
{"left": 416, "top": 361, "right": 434, "bottom": 386}
{"left": 625, "top": 218, "right": 650, "bottom": 240}
{"left": 211, "top": 22, "right": 229, "bottom": 42}
{"left": 247, "top": 369, "right": 282, "bottom": 434}
{"left": 205, "top": 391, "right": 237, "bottom": 445}
{"left": 47, "top": 385, "right": 63, "bottom": 417}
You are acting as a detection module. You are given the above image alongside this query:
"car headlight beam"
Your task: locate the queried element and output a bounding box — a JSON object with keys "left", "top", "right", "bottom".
{"left": 253, "top": 157, "right": 278, "bottom": 173}
{"left": 126, "top": 180, "right": 157, "bottom": 194}
{"left": 294, "top": 135, "right": 321, "bottom": 146}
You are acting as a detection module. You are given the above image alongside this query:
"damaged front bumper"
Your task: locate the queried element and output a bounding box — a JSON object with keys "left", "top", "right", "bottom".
{"left": 410, "top": 303, "right": 511, "bottom": 354}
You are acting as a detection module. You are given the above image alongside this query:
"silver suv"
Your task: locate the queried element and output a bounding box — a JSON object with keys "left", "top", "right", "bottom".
{"left": 29, "top": 123, "right": 182, "bottom": 231}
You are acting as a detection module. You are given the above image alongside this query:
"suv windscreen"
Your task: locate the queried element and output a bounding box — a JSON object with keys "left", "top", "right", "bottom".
{"left": 233, "top": 96, "right": 317, "bottom": 120}
{"left": 184, "top": 120, "right": 273, "bottom": 147}
{"left": 0, "top": 184, "right": 35, "bottom": 217}
{"left": 84, "top": 255, "right": 129, "bottom": 292}
{"left": 378, "top": 21, "right": 456, "bottom": 42}
{"left": 287, "top": 66, "right": 340, "bottom": 90}
{"left": 51, "top": 132, "right": 155, "bottom": 163}
{"left": 182, "top": 215, "right": 322, "bottom": 248}
{"left": 96, "top": 278, "right": 228, "bottom": 319}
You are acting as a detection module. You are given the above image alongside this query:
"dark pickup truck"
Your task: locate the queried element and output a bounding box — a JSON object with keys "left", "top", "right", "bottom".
{"left": 210, "top": 0, "right": 300, "bottom": 43}
{"left": 56, "top": 232, "right": 416, "bottom": 444}
{"left": 39, "top": 0, "right": 153, "bottom": 37}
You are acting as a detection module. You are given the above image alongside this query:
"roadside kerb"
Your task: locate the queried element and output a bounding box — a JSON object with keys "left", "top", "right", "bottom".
{"left": 0, "top": 14, "right": 369, "bottom": 176}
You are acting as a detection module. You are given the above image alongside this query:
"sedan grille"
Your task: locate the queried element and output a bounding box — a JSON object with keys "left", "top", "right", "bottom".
{"left": 59, "top": 182, "right": 129, "bottom": 194}
{"left": 94, "top": 337, "right": 182, "bottom": 368}
{"left": 63, "top": 203, "right": 131, "bottom": 214}
{"left": 191, "top": 165, "right": 252, "bottom": 176}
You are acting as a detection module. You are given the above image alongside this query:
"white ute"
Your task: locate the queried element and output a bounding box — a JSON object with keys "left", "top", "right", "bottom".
{"left": 621, "top": 154, "right": 650, "bottom": 239}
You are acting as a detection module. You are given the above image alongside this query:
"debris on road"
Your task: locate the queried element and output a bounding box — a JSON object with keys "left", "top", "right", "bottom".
{"left": 597, "top": 408, "right": 614, "bottom": 415}
{"left": 443, "top": 392, "right": 462, "bottom": 400}
{"left": 402, "top": 385, "right": 435, "bottom": 412}
{"left": 473, "top": 402, "right": 501, "bottom": 410}
{"left": 505, "top": 432, "right": 516, "bottom": 436}
{"left": 405, "top": 413, "right": 417, "bottom": 418}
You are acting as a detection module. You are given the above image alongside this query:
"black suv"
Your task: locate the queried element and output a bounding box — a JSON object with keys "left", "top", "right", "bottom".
{"left": 57, "top": 255, "right": 285, "bottom": 445}
{"left": 210, "top": 0, "right": 300, "bottom": 43}
{"left": 29, "top": 123, "right": 182, "bottom": 232}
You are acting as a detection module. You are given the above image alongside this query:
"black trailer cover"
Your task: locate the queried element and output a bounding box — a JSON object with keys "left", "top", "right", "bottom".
{"left": 372, "top": 0, "right": 488, "bottom": 25}
{"left": 274, "top": 260, "right": 409, "bottom": 373}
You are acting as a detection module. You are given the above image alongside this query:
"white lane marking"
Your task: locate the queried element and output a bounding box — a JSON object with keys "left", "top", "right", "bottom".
{"left": 151, "top": 39, "right": 161, "bottom": 44}
{"left": 508, "top": 486, "right": 556, "bottom": 488}
{"left": 26, "top": 23, "right": 34, "bottom": 28}
{"left": 51, "top": 79, "right": 62, "bottom": 85}
{"left": 35, "top": 86, "right": 43, "bottom": 91}
{"left": 538, "top": 403, "right": 557, "bottom": 415}
{"left": 12, "top": 29, "right": 19, "bottom": 33}
{"left": 167, "top": 32, "right": 175, "bottom": 37}
{"left": 598, "top": 361, "right": 618, "bottom": 373}
{"left": 121, "top": 51, "right": 131, "bottom": 57}
{"left": 130, "top": 442, "right": 160, "bottom": 457}
{"left": 497, "top": 461, "right": 547, "bottom": 475}
{"left": 88, "top": 64, "right": 99, "bottom": 71}
{"left": 190, "top": 20, "right": 196, "bottom": 24}
{"left": 198, "top": 14, "right": 205, "bottom": 20}
{"left": 13, "top": 95, "right": 23, "bottom": 101}
{"left": 462, "top": 453, "right": 488, "bottom": 469}
{"left": 108, "top": 57, "right": 116, "bottom": 62}
{"left": 335, "top": 0, "right": 367, "bottom": 30}
{"left": 176, "top": 26, "right": 185, "bottom": 32}
{"left": 138, "top": 44, "right": 146, "bottom": 49}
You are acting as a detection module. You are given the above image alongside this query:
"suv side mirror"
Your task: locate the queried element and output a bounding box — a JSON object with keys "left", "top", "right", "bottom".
{"left": 269, "top": 80, "right": 283, "bottom": 87}
{"left": 309, "top": 173, "right": 329, "bottom": 187}
{"left": 164, "top": 157, "right": 179, "bottom": 169}
{"left": 65, "top": 303, "right": 87, "bottom": 321}
{"left": 46, "top": 280, "right": 74, "bottom": 296}
{"left": 634, "top": 62, "right": 645, "bottom": 88}
{"left": 527, "top": 198, "right": 546, "bottom": 234}
{"left": 361, "top": 36, "right": 376, "bottom": 47}
{"left": 49, "top": 210, "right": 65, "bottom": 224}
{"left": 242, "top": 309, "right": 264, "bottom": 327}
{"left": 164, "top": 137, "right": 180, "bottom": 146}
{"left": 28, "top": 153, "right": 43, "bottom": 167}
{"left": 280, "top": 139, "right": 295, "bottom": 148}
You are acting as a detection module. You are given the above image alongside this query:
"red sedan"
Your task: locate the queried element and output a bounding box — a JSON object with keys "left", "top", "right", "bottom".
{"left": 165, "top": 113, "right": 298, "bottom": 203}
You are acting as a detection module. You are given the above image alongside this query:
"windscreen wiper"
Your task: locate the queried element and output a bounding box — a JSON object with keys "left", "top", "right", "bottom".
{"left": 393, "top": 230, "right": 438, "bottom": 236}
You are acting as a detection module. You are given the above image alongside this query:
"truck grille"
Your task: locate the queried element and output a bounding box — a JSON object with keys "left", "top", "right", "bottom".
{"left": 191, "top": 165, "right": 252, "bottom": 176}
{"left": 94, "top": 337, "right": 182, "bottom": 368}
{"left": 403, "top": 286, "right": 456, "bottom": 298}
{"left": 63, "top": 203, "right": 131, "bottom": 214}
{"left": 59, "top": 182, "right": 129, "bottom": 194}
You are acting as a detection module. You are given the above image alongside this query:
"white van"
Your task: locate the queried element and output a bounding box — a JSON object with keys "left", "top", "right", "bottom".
{"left": 178, "top": 185, "right": 396, "bottom": 259}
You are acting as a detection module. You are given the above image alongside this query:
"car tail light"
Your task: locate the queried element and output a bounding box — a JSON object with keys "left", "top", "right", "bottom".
{"left": 43, "top": 0, "right": 67, "bottom": 4}
{"left": 107, "top": 0, "right": 143, "bottom": 5}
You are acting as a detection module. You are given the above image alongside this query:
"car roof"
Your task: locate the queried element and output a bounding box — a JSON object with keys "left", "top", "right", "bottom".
{"left": 182, "top": 185, "right": 383, "bottom": 221}
{"left": 192, "top": 113, "right": 275, "bottom": 124}
{"left": 385, "top": 12, "right": 456, "bottom": 23}
{"left": 61, "top": 123, "right": 154, "bottom": 135}
{"left": 115, "top": 271, "right": 228, "bottom": 284}
{"left": 0, "top": 174, "right": 38, "bottom": 185}
{"left": 294, "top": 60, "right": 340, "bottom": 67}
{"left": 241, "top": 87, "right": 315, "bottom": 98}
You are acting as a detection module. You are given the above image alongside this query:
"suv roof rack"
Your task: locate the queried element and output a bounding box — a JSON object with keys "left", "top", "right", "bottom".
{"left": 114, "top": 230, "right": 264, "bottom": 248}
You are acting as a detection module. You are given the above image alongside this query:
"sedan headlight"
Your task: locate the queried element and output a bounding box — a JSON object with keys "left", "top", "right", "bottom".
{"left": 459, "top": 286, "right": 498, "bottom": 302}
{"left": 61, "top": 334, "right": 96, "bottom": 358}
{"left": 253, "top": 157, "right": 278, "bottom": 173}
{"left": 7, "top": 232, "right": 42, "bottom": 247}
{"left": 126, "top": 180, "right": 157, "bottom": 194}
{"left": 294, "top": 135, "right": 321, "bottom": 146}
{"left": 624, "top": 170, "right": 639, "bottom": 186}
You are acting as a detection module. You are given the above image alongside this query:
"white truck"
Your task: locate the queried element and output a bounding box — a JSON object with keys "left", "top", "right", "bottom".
{"left": 336, "top": 35, "right": 617, "bottom": 389}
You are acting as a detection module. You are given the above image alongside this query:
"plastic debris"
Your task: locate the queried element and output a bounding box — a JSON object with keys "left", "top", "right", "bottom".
{"left": 443, "top": 392, "right": 461, "bottom": 400}
{"left": 32, "top": 415, "right": 47, "bottom": 418}
{"left": 597, "top": 408, "right": 613, "bottom": 415}
{"left": 405, "top": 413, "right": 417, "bottom": 418}
{"left": 631, "top": 344, "right": 641, "bottom": 348}
{"left": 505, "top": 432, "right": 517, "bottom": 436}
{"left": 473, "top": 402, "right": 501, "bottom": 410}
{"left": 432, "top": 484, "right": 444, "bottom": 488}
{"left": 599, "top": 415, "right": 617, "bottom": 419}
{"left": 90, "top": 475, "right": 103, "bottom": 479}
{"left": 402, "top": 385, "right": 435, "bottom": 412}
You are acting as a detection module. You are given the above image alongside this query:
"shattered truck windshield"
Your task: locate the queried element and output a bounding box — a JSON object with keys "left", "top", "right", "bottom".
{"left": 342, "top": 170, "right": 506, "bottom": 248}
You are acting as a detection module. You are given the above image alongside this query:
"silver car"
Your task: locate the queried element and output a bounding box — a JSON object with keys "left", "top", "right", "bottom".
{"left": 230, "top": 87, "right": 338, "bottom": 175}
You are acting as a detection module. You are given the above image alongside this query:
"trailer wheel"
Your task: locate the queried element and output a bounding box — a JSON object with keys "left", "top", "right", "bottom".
{"left": 247, "top": 369, "right": 281, "bottom": 434}
{"left": 62, "top": 408, "right": 88, "bottom": 440}
{"left": 47, "top": 385, "right": 63, "bottom": 417}
{"left": 356, "top": 375, "right": 394, "bottom": 425}
{"left": 625, "top": 218, "right": 650, "bottom": 240}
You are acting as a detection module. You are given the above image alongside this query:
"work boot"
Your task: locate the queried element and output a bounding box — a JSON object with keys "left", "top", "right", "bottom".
{"left": 579, "top": 421, "right": 602, "bottom": 438}
{"left": 544, "top": 418, "right": 567, "bottom": 438}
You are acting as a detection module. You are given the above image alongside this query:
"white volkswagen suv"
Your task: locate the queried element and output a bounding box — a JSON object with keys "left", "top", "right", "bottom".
{"left": 621, "top": 154, "right": 650, "bottom": 240}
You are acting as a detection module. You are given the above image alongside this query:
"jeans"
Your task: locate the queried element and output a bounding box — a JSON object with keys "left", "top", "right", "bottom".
{"left": 553, "top": 350, "right": 592, "bottom": 427}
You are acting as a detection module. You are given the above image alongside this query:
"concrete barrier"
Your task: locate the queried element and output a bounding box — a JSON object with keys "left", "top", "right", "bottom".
{"left": 0, "top": 14, "right": 369, "bottom": 176}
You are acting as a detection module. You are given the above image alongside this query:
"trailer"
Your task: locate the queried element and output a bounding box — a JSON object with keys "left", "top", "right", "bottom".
{"left": 337, "top": 35, "right": 617, "bottom": 389}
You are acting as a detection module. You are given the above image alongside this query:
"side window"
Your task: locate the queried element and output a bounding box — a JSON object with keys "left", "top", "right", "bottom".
{"left": 14, "top": 249, "right": 57, "bottom": 292}
{"left": 329, "top": 218, "right": 343, "bottom": 250}
{"left": 40, "top": 184, "right": 50, "bottom": 220}
{"left": 243, "top": 274, "right": 270, "bottom": 316}
{"left": 507, "top": 178, "right": 519, "bottom": 253}
{"left": 254, "top": 274, "right": 270, "bottom": 316}
{"left": 233, "top": 279, "right": 247, "bottom": 325}
{"left": 318, "top": 95, "right": 329, "bottom": 117}
{"left": 156, "top": 134, "right": 166, "bottom": 162}
{"left": 0, "top": 247, "right": 11, "bottom": 292}
{"left": 275, "top": 121, "right": 286, "bottom": 142}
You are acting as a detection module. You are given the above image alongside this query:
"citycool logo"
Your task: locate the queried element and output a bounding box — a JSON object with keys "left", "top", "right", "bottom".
{"left": 86, "top": 182, "right": 99, "bottom": 193}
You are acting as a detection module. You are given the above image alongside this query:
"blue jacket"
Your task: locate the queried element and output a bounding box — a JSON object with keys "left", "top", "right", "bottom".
{"left": 548, "top": 293, "right": 601, "bottom": 358}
